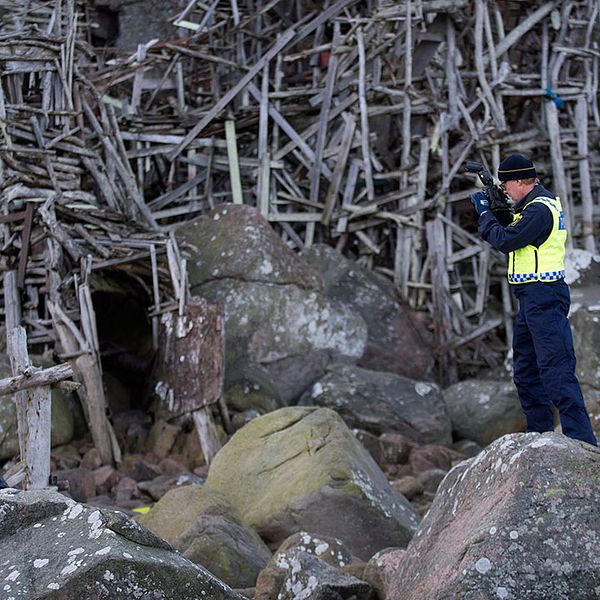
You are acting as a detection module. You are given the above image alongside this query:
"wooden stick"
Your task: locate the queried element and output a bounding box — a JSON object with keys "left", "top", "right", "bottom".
{"left": 357, "top": 27, "right": 375, "bottom": 201}
{"left": 168, "top": 28, "right": 295, "bottom": 160}
{"left": 575, "top": 95, "right": 596, "bottom": 253}
{"left": 225, "top": 120, "right": 244, "bottom": 204}
{"left": 0, "top": 362, "right": 73, "bottom": 395}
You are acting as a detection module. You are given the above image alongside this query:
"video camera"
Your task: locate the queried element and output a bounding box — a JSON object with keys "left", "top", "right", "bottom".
{"left": 465, "top": 160, "right": 514, "bottom": 226}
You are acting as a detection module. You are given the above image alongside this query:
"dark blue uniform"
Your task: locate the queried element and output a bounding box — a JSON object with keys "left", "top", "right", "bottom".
{"left": 478, "top": 185, "right": 597, "bottom": 446}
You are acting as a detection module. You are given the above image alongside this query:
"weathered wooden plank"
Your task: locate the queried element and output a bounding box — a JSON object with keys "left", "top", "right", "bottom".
{"left": 322, "top": 113, "right": 356, "bottom": 225}
{"left": 356, "top": 27, "right": 375, "bottom": 202}
{"left": 225, "top": 120, "right": 244, "bottom": 204}
{"left": 6, "top": 327, "right": 51, "bottom": 490}
{"left": 576, "top": 95, "right": 596, "bottom": 253}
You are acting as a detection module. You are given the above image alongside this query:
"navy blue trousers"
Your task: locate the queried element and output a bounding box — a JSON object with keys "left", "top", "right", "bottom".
{"left": 512, "top": 280, "right": 597, "bottom": 446}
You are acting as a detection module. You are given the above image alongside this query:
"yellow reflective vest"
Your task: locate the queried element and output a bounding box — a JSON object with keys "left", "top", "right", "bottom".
{"left": 507, "top": 196, "right": 566, "bottom": 284}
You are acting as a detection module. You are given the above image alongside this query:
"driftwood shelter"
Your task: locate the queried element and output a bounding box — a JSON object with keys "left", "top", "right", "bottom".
{"left": 0, "top": 0, "right": 599, "bottom": 485}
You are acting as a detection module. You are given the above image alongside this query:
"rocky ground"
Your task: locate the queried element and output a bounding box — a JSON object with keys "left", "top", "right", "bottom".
{"left": 2, "top": 206, "right": 600, "bottom": 599}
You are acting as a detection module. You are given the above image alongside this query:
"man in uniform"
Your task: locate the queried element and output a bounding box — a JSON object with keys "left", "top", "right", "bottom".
{"left": 471, "top": 153, "right": 597, "bottom": 446}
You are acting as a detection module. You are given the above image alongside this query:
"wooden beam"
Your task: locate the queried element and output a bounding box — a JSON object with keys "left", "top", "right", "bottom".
{"left": 225, "top": 120, "right": 244, "bottom": 204}
{"left": 0, "top": 362, "right": 73, "bottom": 396}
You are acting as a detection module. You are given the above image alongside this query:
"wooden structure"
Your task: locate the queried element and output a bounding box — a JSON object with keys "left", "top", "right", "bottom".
{"left": 0, "top": 0, "right": 599, "bottom": 459}
{"left": 1, "top": 323, "right": 76, "bottom": 489}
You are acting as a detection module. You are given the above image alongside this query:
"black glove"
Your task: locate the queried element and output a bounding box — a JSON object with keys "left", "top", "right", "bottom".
{"left": 488, "top": 187, "right": 514, "bottom": 226}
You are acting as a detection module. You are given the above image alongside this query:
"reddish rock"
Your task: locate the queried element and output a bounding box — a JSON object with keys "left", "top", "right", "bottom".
{"left": 193, "top": 465, "right": 209, "bottom": 478}
{"left": 80, "top": 447, "right": 102, "bottom": 470}
{"left": 389, "top": 464, "right": 414, "bottom": 479}
{"left": 379, "top": 433, "right": 412, "bottom": 464}
{"left": 362, "top": 548, "right": 406, "bottom": 599}
{"left": 51, "top": 445, "right": 81, "bottom": 469}
{"left": 408, "top": 444, "right": 464, "bottom": 474}
{"left": 114, "top": 476, "right": 140, "bottom": 504}
{"left": 93, "top": 465, "right": 119, "bottom": 495}
{"left": 53, "top": 468, "right": 95, "bottom": 502}
{"left": 118, "top": 454, "right": 161, "bottom": 482}
{"left": 158, "top": 456, "right": 187, "bottom": 476}
{"left": 146, "top": 419, "right": 179, "bottom": 459}
{"left": 391, "top": 476, "right": 424, "bottom": 500}
{"left": 182, "top": 430, "right": 206, "bottom": 470}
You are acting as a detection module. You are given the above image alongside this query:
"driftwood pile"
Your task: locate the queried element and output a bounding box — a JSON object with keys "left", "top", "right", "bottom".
{"left": 1, "top": 0, "right": 599, "bottom": 473}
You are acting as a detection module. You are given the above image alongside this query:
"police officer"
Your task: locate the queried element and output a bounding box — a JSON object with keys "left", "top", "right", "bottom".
{"left": 471, "top": 153, "right": 597, "bottom": 446}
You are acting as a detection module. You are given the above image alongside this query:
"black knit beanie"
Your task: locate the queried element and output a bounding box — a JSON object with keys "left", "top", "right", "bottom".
{"left": 497, "top": 154, "right": 537, "bottom": 181}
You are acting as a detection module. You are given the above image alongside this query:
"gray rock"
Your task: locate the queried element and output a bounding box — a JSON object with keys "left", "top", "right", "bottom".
{"left": 569, "top": 297, "right": 600, "bottom": 389}
{"left": 564, "top": 249, "right": 600, "bottom": 286}
{"left": 0, "top": 354, "right": 74, "bottom": 461}
{"left": 206, "top": 407, "right": 421, "bottom": 560}
{"left": 387, "top": 432, "right": 600, "bottom": 600}
{"left": 301, "top": 244, "right": 435, "bottom": 380}
{"left": 139, "top": 485, "right": 270, "bottom": 588}
{"left": 255, "top": 531, "right": 354, "bottom": 600}
{"left": 260, "top": 349, "right": 352, "bottom": 405}
{"left": 300, "top": 364, "right": 451, "bottom": 445}
{"left": 443, "top": 379, "right": 526, "bottom": 446}
{"left": 224, "top": 361, "right": 283, "bottom": 413}
{"left": 581, "top": 384, "right": 600, "bottom": 440}
{"left": 271, "top": 551, "right": 374, "bottom": 600}
{"left": 178, "top": 204, "right": 323, "bottom": 291}
{"left": 231, "top": 409, "right": 262, "bottom": 431}
{"left": 0, "top": 488, "right": 243, "bottom": 599}
{"left": 416, "top": 468, "right": 447, "bottom": 494}
{"left": 137, "top": 472, "right": 204, "bottom": 501}
{"left": 199, "top": 279, "right": 367, "bottom": 377}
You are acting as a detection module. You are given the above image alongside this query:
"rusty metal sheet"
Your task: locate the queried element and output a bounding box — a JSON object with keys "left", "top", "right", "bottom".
{"left": 155, "top": 297, "right": 224, "bottom": 418}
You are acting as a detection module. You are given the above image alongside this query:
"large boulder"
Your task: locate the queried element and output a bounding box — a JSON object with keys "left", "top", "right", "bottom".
{"left": 206, "top": 407, "right": 421, "bottom": 560}
{"left": 199, "top": 279, "right": 366, "bottom": 384}
{"left": 388, "top": 432, "right": 600, "bottom": 599}
{"left": 569, "top": 292, "right": 600, "bottom": 389}
{"left": 443, "top": 379, "right": 526, "bottom": 446}
{"left": 301, "top": 244, "right": 435, "bottom": 379}
{"left": 581, "top": 385, "right": 600, "bottom": 440}
{"left": 178, "top": 204, "right": 323, "bottom": 291}
{"left": 564, "top": 248, "right": 600, "bottom": 287}
{"left": 139, "top": 484, "right": 271, "bottom": 588}
{"left": 177, "top": 206, "right": 368, "bottom": 402}
{"left": 300, "top": 364, "right": 451, "bottom": 446}
{"left": 0, "top": 488, "right": 243, "bottom": 599}
{"left": 0, "top": 354, "right": 74, "bottom": 461}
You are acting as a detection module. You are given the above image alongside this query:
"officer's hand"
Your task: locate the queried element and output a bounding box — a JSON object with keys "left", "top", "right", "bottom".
{"left": 470, "top": 191, "right": 489, "bottom": 216}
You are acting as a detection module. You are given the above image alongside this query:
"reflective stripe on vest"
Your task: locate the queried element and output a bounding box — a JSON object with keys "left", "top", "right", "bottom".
{"left": 507, "top": 196, "right": 566, "bottom": 285}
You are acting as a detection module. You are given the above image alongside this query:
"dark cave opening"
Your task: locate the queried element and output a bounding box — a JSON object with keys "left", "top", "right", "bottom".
{"left": 92, "top": 286, "right": 155, "bottom": 415}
